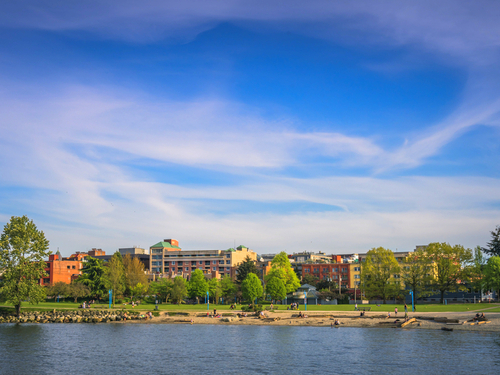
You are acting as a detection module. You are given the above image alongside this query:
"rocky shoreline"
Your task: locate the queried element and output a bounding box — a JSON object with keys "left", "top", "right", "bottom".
{"left": 0, "top": 309, "right": 146, "bottom": 324}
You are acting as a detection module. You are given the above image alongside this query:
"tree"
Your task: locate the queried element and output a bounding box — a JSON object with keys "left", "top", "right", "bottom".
{"left": 483, "top": 225, "right": 500, "bottom": 257}
{"left": 483, "top": 256, "right": 500, "bottom": 299}
{"left": 360, "top": 247, "right": 400, "bottom": 303}
{"left": 78, "top": 257, "right": 107, "bottom": 300}
{"left": 188, "top": 269, "right": 208, "bottom": 303}
{"left": 150, "top": 278, "right": 174, "bottom": 303}
{"left": 268, "top": 252, "right": 300, "bottom": 294}
{"left": 426, "top": 242, "right": 473, "bottom": 303}
{"left": 241, "top": 273, "right": 263, "bottom": 306}
{"left": 171, "top": 276, "right": 188, "bottom": 304}
{"left": 0, "top": 215, "right": 51, "bottom": 316}
{"left": 47, "top": 281, "right": 69, "bottom": 302}
{"left": 67, "top": 282, "right": 90, "bottom": 303}
{"left": 301, "top": 273, "right": 319, "bottom": 286}
{"left": 265, "top": 275, "right": 287, "bottom": 301}
{"left": 236, "top": 256, "right": 259, "bottom": 284}
{"left": 123, "top": 254, "right": 148, "bottom": 293}
{"left": 220, "top": 275, "right": 237, "bottom": 302}
{"left": 208, "top": 278, "right": 222, "bottom": 304}
{"left": 104, "top": 251, "right": 126, "bottom": 306}
{"left": 401, "top": 249, "right": 433, "bottom": 304}
{"left": 470, "top": 246, "right": 487, "bottom": 293}
{"left": 130, "top": 282, "right": 148, "bottom": 301}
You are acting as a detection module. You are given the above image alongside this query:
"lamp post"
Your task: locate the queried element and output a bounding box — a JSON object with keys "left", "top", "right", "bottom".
{"left": 108, "top": 289, "right": 112, "bottom": 309}
{"left": 207, "top": 291, "right": 210, "bottom": 311}
{"left": 304, "top": 292, "right": 307, "bottom": 311}
{"left": 410, "top": 290, "right": 415, "bottom": 312}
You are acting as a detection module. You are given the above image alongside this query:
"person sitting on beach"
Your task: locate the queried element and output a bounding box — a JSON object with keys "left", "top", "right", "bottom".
{"left": 298, "top": 311, "right": 303, "bottom": 318}
{"left": 147, "top": 311, "right": 153, "bottom": 320}
{"left": 386, "top": 312, "right": 391, "bottom": 319}
{"left": 334, "top": 319, "right": 340, "bottom": 326}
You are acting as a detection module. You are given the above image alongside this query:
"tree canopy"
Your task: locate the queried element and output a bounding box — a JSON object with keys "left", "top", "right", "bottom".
{"left": 188, "top": 269, "right": 208, "bottom": 302}
{"left": 171, "top": 276, "right": 188, "bottom": 304}
{"left": 78, "top": 256, "right": 107, "bottom": 300}
{"left": 241, "top": 273, "right": 263, "bottom": 305}
{"left": 426, "top": 242, "right": 473, "bottom": 303}
{"left": 483, "top": 256, "right": 500, "bottom": 297}
{"left": 401, "top": 249, "right": 433, "bottom": 304}
{"left": 123, "top": 254, "right": 148, "bottom": 293}
{"left": 150, "top": 278, "right": 174, "bottom": 303}
{"left": 361, "top": 247, "right": 400, "bottom": 303}
{"left": 265, "top": 275, "right": 287, "bottom": 301}
{"left": 104, "top": 251, "right": 125, "bottom": 306}
{"left": 267, "top": 251, "right": 300, "bottom": 293}
{"left": 0, "top": 215, "right": 51, "bottom": 316}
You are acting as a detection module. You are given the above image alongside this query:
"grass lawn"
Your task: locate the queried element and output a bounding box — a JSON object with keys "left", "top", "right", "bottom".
{"left": 2, "top": 301, "right": 499, "bottom": 313}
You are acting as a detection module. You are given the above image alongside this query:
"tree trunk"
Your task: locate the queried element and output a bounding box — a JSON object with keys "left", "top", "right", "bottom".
{"left": 15, "top": 304, "right": 21, "bottom": 317}
{"left": 440, "top": 290, "right": 445, "bottom": 304}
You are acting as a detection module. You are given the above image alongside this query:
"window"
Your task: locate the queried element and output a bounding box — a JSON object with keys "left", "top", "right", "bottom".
{"left": 226, "top": 260, "right": 230, "bottom": 264}
{"left": 354, "top": 274, "right": 360, "bottom": 279}
{"left": 177, "top": 261, "right": 183, "bottom": 266}
{"left": 333, "top": 268, "right": 338, "bottom": 272}
{"left": 219, "top": 260, "right": 224, "bottom": 264}
{"left": 205, "top": 261, "right": 211, "bottom": 265}
{"left": 67, "top": 266, "right": 70, "bottom": 269}
{"left": 219, "top": 267, "right": 224, "bottom": 272}
{"left": 226, "top": 254, "right": 231, "bottom": 258}
{"left": 342, "top": 268, "right": 347, "bottom": 272}
{"left": 171, "top": 267, "right": 176, "bottom": 271}
{"left": 304, "top": 269, "right": 310, "bottom": 273}
{"left": 332, "top": 275, "right": 338, "bottom": 279}
{"left": 72, "top": 265, "right": 76, "bottom": 269}
{"left": 164, "top": 261, "right": 169, "bottom": 265}
{"left": 171, "top": 261, "right": 175, "bottom": 265}
{"left": 354, "top": 267, "right": 360, "bottom": 271}
{"left": 199, "top": 261, "right": 203, "bottom": 265}
{"left": 191, "top": 261, "right": 197, "bottom": 265}
{"left": 192, "top": 267, "right": 196, "bottom": 271}
{"left": 212, "top": 260, "right": 217, "bottom": 265}
{"left": 185, "top": 267, "right": 189, "bottom": 271}
{"left": 164, "top": 267, "right": 169, "bottom": 272}
{"left": 226, "top": 267, "right": 230, "bottom": 271}
{"left": 213, "top": 267, "right": 216, "bottom": 271}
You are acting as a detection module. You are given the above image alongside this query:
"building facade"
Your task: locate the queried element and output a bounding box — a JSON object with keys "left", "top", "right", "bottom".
{"left": 301, "top": 262, "right": 361, "bottom": 289}
{"left": 150, "top": 239, "right": 257, "bottom": 280}
{"left": 40, "top": 252, "right": 83, "bottom": 286}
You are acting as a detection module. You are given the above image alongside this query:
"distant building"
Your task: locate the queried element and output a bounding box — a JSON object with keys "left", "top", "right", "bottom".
{"left": 119, "top": 247, "right": 148, "bottom": 255}
{"left": 301, "top": 262, "right": 361, "bottom": 289}
{"left": 40, "top": 251, "right": 83, "bottom": 286}
{"left": 150, "top": 239, "right": 257, "bottom": 280}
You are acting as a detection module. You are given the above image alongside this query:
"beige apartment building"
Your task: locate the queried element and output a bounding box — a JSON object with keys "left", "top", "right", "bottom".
{"left": 149, "top": 239, "right": 257, "bottom": 280}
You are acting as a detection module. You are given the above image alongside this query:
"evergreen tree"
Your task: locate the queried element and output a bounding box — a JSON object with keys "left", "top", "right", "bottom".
{"left": 0, "top": 215, "right": 51, "bottom": 316}
{"left": 236, "top": 256, "right": 259, "bottom": 284}
{"left": 78, "top": 257, "right": 107, "bottom": 300}
{"left": 483, "top": 226, "right": 500, "bottom": 257}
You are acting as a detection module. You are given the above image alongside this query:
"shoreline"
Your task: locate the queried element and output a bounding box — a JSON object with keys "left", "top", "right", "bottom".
{"left": 115, "top": 310, "right": 500, "bottom": 333}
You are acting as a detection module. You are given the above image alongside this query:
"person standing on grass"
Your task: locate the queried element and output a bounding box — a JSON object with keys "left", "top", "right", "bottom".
{"left": 395, "top": 307, "right": 398, "bottom": 316}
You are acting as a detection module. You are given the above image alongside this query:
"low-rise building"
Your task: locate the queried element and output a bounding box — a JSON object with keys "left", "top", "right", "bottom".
{"left": 40, "top": 251, "right": 83, "bottom": 286}
{"left": 301, "top": 262, "right": 360, "bottom": 289}
{"left": 150, "top": 239, "right": 257, "bottom": 280}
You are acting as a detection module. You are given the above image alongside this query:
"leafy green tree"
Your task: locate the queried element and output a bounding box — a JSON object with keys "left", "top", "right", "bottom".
{"left": 361, "top": 247, "right": 400, "bottom": 303}
{"left": 104, "top": 251, "right": 126, "bottom": 306}
{"left": 47, "top": 281, "right": 69, "bottom": 302}
{"left": 265, "top": 274, "right": 287, "bottom": 301}
{"left": 483, "top": 256, "right": 500, "bottom": 298}
{"left": 150, "top": 278, "right": 174, "bottom": 303}
{"left": 470, "top": 246, "right": 487, "bottom": 293}
{"left": 401, "top": 249, "right": 433, "bottom": 304}
{"left": 188, "top": 269, "right": 208, "bottom": 303}
{"left": 78, "top": 257, "right": 107, "bottom": 300}
{"left": 483, "top": 226, "right": 500, "bottom": 257}
{"left": 171, "top": 276, "right": 188, "bottom": 304}
{"left": 236, "top": 256, "right": 259, "bottom": 284}
{"left": 268, "top": 252, "right": 300, "bottom": 293}
{"left": 0, "top": 215, "right": 51, "bottom": 316}
{"left": 208, "top": 278, "right": 222, "bottom": 304}
{"left": 426, "top": 242, "right": 473, "bottom": 303}
{"left": 301, "top": 273, "right": 319, "bottom": 286}
{"left": 220, "top": 275, "right": 237, "bottom": 302}
{"left": 130, "top": 282, "right": 148, "bottom": 301}
{"left": 67, "top": 282, "right": 90, "bottom": 303}
{"left": 241, "top": 273, "right": 263, "bottom": 307}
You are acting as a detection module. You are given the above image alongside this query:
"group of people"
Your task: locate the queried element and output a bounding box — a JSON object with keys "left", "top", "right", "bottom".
{"left": 79, "top": 300, "right": 96, "bottom": 309}
{"left": 472, "top": 313, "right": 486, "bottom": 322}
{"left": 297, "top": 311, "right": 308, "bottom": 318}
{"left": 288, "top": 302, "right": 299, "bottom": 310}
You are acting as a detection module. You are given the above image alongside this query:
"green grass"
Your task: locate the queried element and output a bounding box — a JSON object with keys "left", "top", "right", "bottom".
{"left": 2, "top": 301, "right": 499, "bottom": 313}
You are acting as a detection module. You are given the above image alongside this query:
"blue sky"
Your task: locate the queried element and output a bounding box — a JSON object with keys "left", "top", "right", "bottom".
{"left": 0, "top": 1, "right": 499, "bottom": 255}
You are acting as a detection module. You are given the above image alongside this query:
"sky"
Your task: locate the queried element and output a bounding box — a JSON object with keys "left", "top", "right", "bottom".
{"left": 0, "top": 1, "right": 499, "bottom": 256}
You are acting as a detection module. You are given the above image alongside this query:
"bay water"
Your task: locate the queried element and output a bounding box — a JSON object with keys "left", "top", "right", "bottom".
{"left": 1, "top": 323, "right": 499, "bottom": 374}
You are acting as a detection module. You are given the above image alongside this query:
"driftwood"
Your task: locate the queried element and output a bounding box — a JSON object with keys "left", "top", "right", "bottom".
{"left": 400, "top": 318, "right": 416, "bottom": 328}
{"left": 441, "top": 327, "right": 453, "bottom": 331}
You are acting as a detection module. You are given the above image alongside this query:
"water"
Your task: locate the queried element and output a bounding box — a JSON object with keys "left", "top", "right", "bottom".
{"left": 0, "top": 324, "right": 499, "bottom": 374}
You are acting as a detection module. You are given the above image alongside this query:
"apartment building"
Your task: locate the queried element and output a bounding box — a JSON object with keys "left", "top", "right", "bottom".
{"left": 301, "top": 262, "right": 361, "bottom": 288}
{"left": 150, "top": 239, "right": 257, "bottom": 280}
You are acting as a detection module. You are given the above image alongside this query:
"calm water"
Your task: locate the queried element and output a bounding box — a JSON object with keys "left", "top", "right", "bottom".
{"left": 0, "top": 323, "right": 499, "bottom": 374}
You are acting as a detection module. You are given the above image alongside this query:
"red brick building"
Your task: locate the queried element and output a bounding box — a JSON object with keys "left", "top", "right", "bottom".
{"left": 301, "top": 263, "right": 353, "bottom": 288}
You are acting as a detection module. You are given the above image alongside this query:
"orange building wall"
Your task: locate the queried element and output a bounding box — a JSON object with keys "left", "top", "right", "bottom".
{"left": 41, "top": 254, "right": 83, "bottom": 286}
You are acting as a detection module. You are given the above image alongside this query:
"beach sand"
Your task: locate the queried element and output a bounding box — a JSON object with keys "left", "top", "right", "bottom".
{"left": 117, "top": 309, "right": 500, "bottom": 332}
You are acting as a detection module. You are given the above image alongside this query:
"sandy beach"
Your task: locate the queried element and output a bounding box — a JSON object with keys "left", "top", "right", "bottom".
{"left": 118, "top": 309, "right": 500, "bottom": 332}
